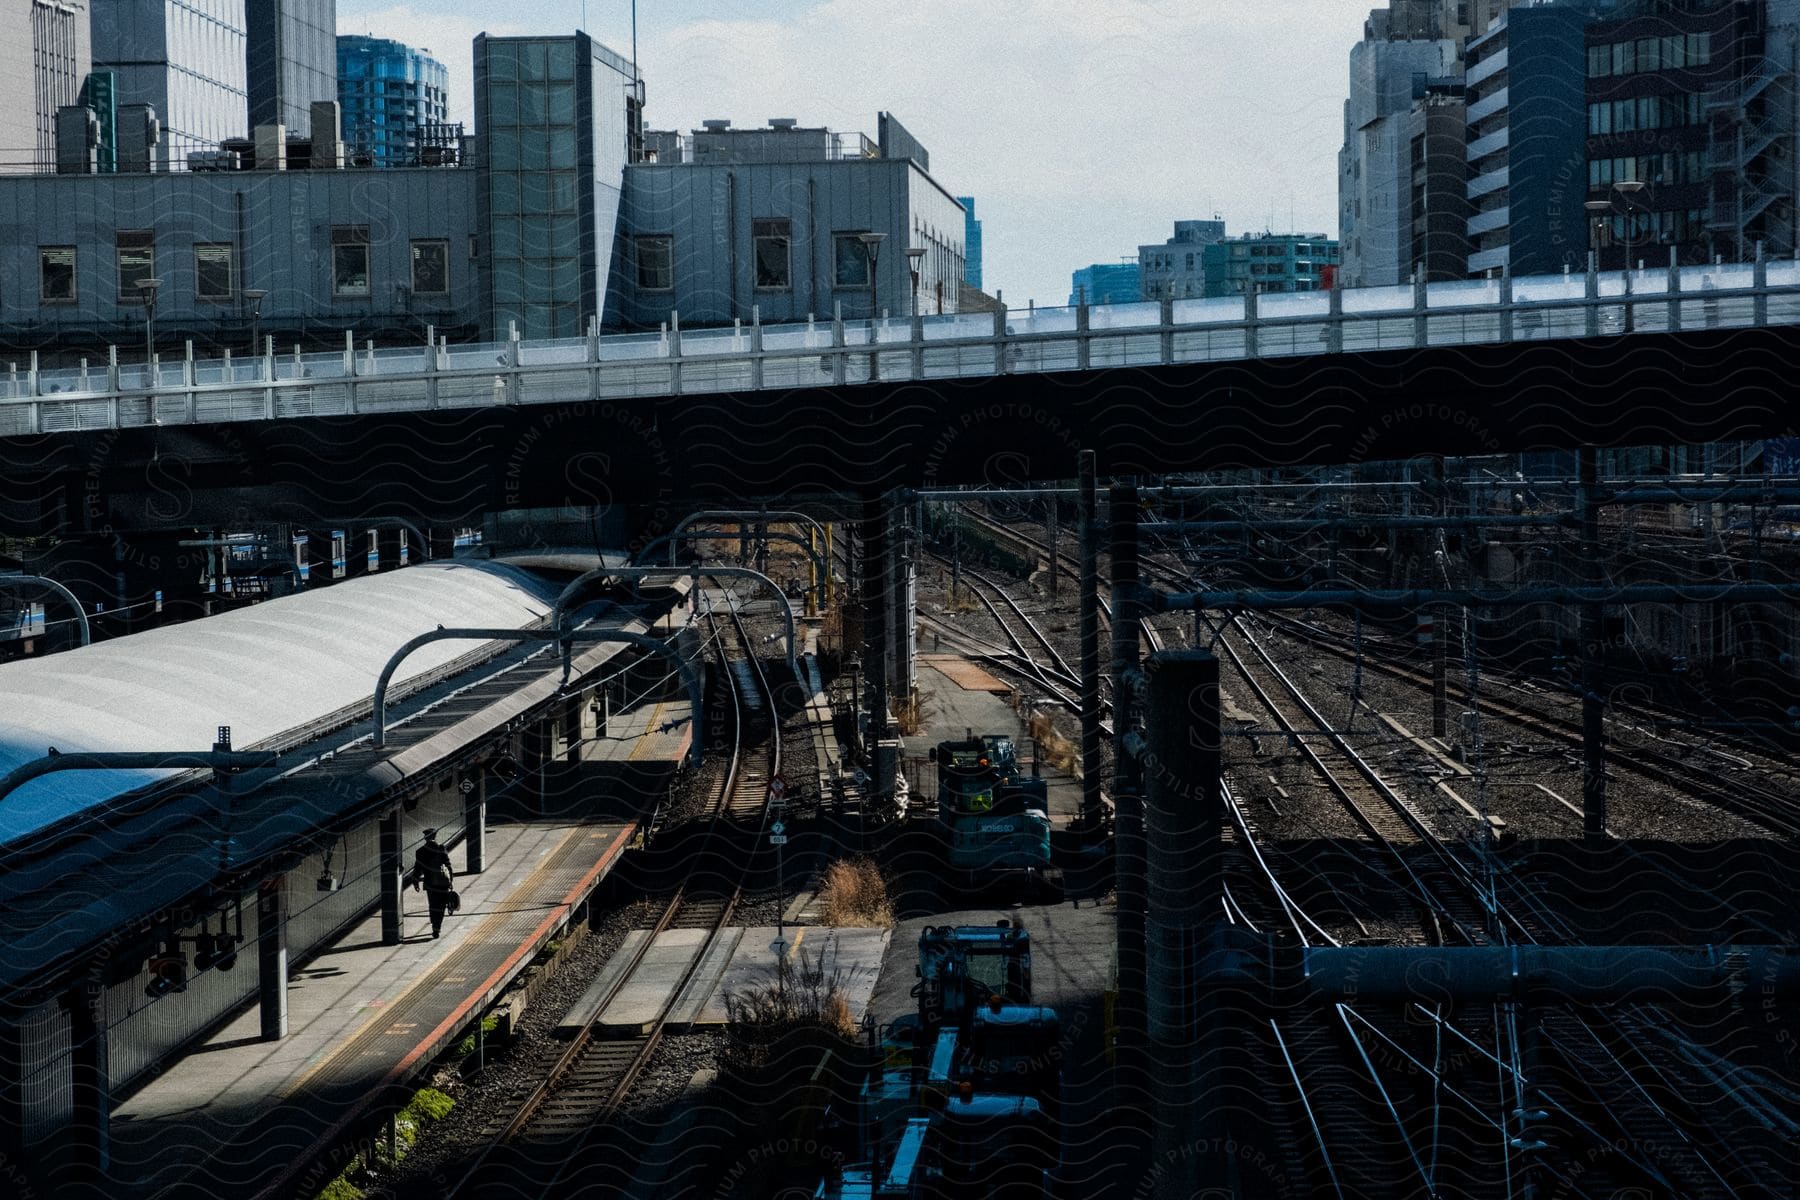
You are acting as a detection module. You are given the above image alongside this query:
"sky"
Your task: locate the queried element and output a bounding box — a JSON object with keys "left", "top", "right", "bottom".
{"left": 337, "top": 1, "right": 1374, "bottom": 308}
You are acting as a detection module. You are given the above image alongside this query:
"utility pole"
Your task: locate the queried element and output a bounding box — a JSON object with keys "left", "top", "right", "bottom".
{"left": 1078, "top": 451, "right": 1104, "bottom": 830}
{"left": 1578, "top": 447, "right": 1607, "bottom": 841}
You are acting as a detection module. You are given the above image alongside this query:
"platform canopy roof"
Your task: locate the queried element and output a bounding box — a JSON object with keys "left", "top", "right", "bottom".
{"left": 0, "top": 561, "right": 556, "bottom": 845}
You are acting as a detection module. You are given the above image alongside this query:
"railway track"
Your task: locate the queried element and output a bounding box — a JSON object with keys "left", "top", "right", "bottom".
{"left": 444, "top": 586, "right": 784, "bottom": 1198}
{"left": 1259, "top": 611, "right": 1800, "bottom": 839}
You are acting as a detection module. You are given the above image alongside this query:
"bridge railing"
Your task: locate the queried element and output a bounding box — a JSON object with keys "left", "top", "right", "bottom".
{"left": 3, "top": 251, "right": 1797, "bottom": 436}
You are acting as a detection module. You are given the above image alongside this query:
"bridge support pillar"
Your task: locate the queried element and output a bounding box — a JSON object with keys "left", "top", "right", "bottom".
{"left": 379, "top": 808, "right": 404, "bottom": 945}
{"left": 892, "top": 497, "right": 916, "bottom": 723}
{"left": 258, "top": 876, "right": 288, "bottom": 1041}
{"left": 465, "top": 769, "right": 487, "bottom": 874}
{"left": 1144, "top": 650, "right": 1223, "bottom": 1197}
{"left": 63, "top": 974, "right": 110, "bottom": 1183}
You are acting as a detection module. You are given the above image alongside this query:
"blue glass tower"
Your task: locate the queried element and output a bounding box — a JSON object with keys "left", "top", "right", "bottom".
{"left": 957, "top": 195, "right": 983, "bottom": 290}
{"left": 337, "top": 35, "right": 449, "bottom": 168}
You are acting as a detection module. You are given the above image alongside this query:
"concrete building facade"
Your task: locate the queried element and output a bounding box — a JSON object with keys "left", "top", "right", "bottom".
{"left": 0, "top": 165, "right": 482, "bottom": 355}
{"left": 1338, "top": 35, "right": 1464, "bottom": 286}
{"left": 1137, "top": 219, "right": 1226, "bottom": 300}
{"left": 1069, "top": 261, "right": 1141, "bottom": 306}
{"left": 1202, "top": 232, "right": 1341, "bottom": 296}
{"left": 473, "top": 32, "right": 638, "bottom": 342}
{"left": 247, "top": 0, "right": 336, "bottom": 136}
{"left": 1586, "top": 0, "right": 1795, "bottom": 268}
{"left": 90, "top": 0, "right": 251, "bottom": 167}
{"left": 614, "top": 115, "right": 968, "bottom": 330}
{"left": 0, "top": 0, "right": 92, "bottom": 171}
{"left": 1465, "top": 2, "right": 1610, "bottom": 276}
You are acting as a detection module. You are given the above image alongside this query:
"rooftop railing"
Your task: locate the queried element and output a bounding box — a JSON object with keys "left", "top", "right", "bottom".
{"left": 3, "top": 249, "right": 1798, "bottom": 438}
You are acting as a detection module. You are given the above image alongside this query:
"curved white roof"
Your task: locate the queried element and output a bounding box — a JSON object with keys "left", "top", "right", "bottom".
{"left": 0, "top": 561, "right": 555, "bottom": 843}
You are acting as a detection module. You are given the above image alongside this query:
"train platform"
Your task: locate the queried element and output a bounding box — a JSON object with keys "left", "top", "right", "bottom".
{"left": 102, "top": 812, "right": 636, "bottom": 1200}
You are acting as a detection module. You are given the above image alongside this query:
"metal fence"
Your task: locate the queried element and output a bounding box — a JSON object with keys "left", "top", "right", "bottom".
{"left": 5, "top": 250, "right": 1798, "bottom": 437}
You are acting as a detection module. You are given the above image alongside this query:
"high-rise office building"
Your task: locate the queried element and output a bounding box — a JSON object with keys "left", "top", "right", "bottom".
{"left": 958, "top": 196, "right": 983, "bottom": 289}
{"left": 1586, "top": 0, "right": 1795, "bottom": 268}
{"left": 338, "top": 35, "right": 449, "bottom": 167}
{"left": 1338, "top": 34, "right": 1465, "bottom": 286}
{"left": 1465, "top": 1, "right": 1613, "bottom": 276}
{"left": 247, "top": 0, "right": 336, "bottom": 134}
{"left": 90, "top": 0, "right": 249, "bottom": 166}
{"left": 0, "top": 0, "right": 91, "bottom": 170}
{"left": 1069, "top": 261, "right": 1141, "bottom": 306}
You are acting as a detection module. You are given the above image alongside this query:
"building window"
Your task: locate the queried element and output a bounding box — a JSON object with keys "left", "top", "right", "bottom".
{"left": 635, "top": 235, "right": 673, "bottom": 290}
{"left": 411, "top": 240, "right": 450, "bottom": 295}
{"left": 116, "top": 230, "right": 154, "bottom": 302}
{"left": 40, "top": 247, "right": 76, "bottom": 303}
{"left": 834, "top": 233, "right": 874, "bottom": 288}
{"left": 194, "top": 243, "right": 234, "bottom": 300}
{"left": 332, "top": 226, "right": 371, "bottom": 297}
{"left": 753, "top": 218, "right": 791, "bottom": 289}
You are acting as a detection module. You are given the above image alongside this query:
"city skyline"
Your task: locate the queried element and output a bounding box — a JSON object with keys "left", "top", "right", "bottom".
{"left": 337, "top": 0, "right": 1373, "bottom": 307}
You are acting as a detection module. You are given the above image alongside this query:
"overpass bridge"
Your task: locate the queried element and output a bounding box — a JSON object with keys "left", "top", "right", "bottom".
{"left": 2, "top": 252, "right": 1798, "bottom": 532}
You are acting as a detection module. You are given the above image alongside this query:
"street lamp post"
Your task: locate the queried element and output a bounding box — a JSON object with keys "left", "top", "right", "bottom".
{"left": 138, "top": 277, "right": 162, "bottom": 385}
{"left": 244, "top": 288, "right": 268, "bottom": 362}
{"left": 905, "top": 245, "right": 927, "bottom": 318}
{"left": 1588, "top": 180, "right": 1648, "bottom": 332}
{"left": 856, "top": 231, "right": 886, "bottom": 382}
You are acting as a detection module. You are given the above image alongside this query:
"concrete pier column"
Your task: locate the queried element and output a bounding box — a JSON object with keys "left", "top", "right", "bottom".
{"left": 379, "top": 808, "right": 404, "bottom": 945}
{"left": 258, "top": 876, "right": 289, "bottom": 1040}
{"left": 1143, "top": 650, "right": 1223, "bottom": 1194}
{"left": 63, "top": 976, "right": 110, "bottom": 1181}
{"left": 465, "top": 769, "right": 487, "bottom": 874}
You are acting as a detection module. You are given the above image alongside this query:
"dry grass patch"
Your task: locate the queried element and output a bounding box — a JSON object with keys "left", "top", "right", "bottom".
{"left": 815, "top": 857, "right": 895, "bottom": 929}
{"left": 1029, "top": 710, "right": 1081, "bottom": 777}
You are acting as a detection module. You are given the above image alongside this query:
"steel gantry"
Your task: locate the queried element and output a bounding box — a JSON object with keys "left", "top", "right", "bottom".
{"left": 552, "top": 565, "right": 797, "bottom": 673}
{"left": 370, "top": 626, "right": 704, "bottom": 765}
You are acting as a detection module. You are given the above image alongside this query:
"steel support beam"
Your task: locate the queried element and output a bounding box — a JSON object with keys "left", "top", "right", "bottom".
{"left": 634, "top": 529, "right": 826, "bottom": 611}
{"left": 551, "top": 565, "right": 797, "bottom": 672}
{"left": 379, "top": 808, "right": 404, "bottom": 945}
{"left": 370, "top": 626, "right": 703, "bottom": 765}
{"left": 64, "top": 973, "right": 109, "bottom": 1180}
{"left": 0, "top": 573, "right": 90, "bottom": 646}
{"left": 1296, "top": 944, "right": 1800, "bottom": 1003}
{"left": 257, "top": 876, "right": 288, "bottom": 1040}
{"left": 1144, "top": 650, "right": 1223, "bottom": 1189}
{"left": 1152, "top": 582, "right": 1800, "bottom": 612}
{"left": 0, "top": 749, "right": 277, "bottom": 804}
{"left": 465, "top": 769, "right": 486, "bottom": 874}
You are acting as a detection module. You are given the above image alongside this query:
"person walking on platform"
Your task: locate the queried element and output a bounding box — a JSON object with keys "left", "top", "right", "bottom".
{"left": 409, "top": 828, "right": 459, "bottom": 939}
